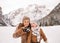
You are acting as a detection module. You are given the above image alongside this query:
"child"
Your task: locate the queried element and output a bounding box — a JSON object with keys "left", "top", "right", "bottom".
{"left": 31, "top": 22, "right": 48, "bottom": 43}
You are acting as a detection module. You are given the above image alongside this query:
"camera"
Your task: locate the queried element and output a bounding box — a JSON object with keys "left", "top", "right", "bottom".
{"left": 23, "top": 27, "right": 30, "bottom": 33}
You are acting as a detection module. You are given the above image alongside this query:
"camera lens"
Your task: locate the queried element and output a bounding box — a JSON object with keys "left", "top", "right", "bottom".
{"left": 23, "top": 27, "right": 30, "bottom": 32}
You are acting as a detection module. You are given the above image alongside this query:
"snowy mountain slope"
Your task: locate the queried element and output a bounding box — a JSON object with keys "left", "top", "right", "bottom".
{"left": 4, "top": 4, "right": 50, "bottom": 26}
{"left": 38, "top": 3, "right": 60, "bottom": 26}
{"left": 4, "top": 3, "right": 60, "bottom": 26}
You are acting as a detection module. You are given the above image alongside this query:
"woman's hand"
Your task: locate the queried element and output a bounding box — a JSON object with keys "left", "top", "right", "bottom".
{"left": 22, "top": 27, "right": 26, "bottom": 29}
{"left": 21, "top": 27, "right": 28, "bottom": 33}
{"left": 13, "top": 33, "right": 17, "bottom": 38}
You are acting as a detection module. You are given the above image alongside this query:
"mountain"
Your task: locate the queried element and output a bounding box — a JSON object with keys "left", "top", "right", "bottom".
{"left": 39, "top": 3, "right": 60, "bottom": 26}
{"left": 3, "top": 8, "right": 24, "bottom": 26}
{"left": 4, "top": 4, "right": 50, "bottom": 26}
{"left": 0, "top": 7, "right": 7, "bottom": 26}
{"left": 3, "top": 3, "right": 60, "bottom": 26}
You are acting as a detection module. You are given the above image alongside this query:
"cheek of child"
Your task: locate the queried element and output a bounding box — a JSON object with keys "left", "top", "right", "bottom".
{"left": 31, "top": 23, "right": 37, "bottom": 28}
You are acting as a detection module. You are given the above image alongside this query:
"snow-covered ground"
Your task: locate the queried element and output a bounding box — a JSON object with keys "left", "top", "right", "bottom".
{"left": 0, "top": 26, "right": 60, "bottom": 43}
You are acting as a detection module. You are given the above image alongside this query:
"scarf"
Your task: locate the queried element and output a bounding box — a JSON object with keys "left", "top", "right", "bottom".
{"left": 31, "top": 26, "right": 40, "bottom": 42}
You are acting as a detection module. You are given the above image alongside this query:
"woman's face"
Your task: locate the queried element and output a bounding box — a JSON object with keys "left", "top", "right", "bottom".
{"left": 23, "top": 19, "right": 30, "bottom": 27}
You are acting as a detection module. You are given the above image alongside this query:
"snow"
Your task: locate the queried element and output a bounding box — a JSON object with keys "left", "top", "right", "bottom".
{"left": 0, "top": 26, "right": 60, "bottom": 43}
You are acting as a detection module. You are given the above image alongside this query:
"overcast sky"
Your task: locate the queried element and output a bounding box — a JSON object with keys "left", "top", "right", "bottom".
{"left": 0, "top": 0, "right": 60, "bottom": 14}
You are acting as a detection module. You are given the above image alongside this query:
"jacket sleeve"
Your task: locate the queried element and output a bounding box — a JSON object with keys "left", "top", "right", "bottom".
{"left": 15, "top": 23, "right": 23, "bottom": 31}
{"left": 13, "top": 24, "right": 26, "bottom": 38}
{"left": 40, "top": 28, "right": 47, "bottom": 41}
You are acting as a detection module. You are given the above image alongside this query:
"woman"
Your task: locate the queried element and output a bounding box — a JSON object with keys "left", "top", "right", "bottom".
{"left": 13, "top": 16, "right": 32, "bottom": 43}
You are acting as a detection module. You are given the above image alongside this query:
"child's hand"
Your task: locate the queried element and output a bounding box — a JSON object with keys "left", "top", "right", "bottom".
{"left": 45, "top": 40, "right": 48, "bottom": 43}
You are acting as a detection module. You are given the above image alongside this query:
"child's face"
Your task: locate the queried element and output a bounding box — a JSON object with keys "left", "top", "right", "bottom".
{"left": 31, "top": 23, "right": 37, "bottom": 28}
{"left": 23, "top": 19, "right": 30, "bottom": 27}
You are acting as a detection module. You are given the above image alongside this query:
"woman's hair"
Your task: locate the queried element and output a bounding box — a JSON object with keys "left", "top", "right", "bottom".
{"left": 22, "top": 16, "right": 30, "bottom": 22}
{"left": 18, "top": 16, "right": 30, "bottom": 28}
{"left": 22, "top": 16, "right": 31, "bottom": 28}
{"left": 18, "top": 16, "right": 30, "bottom": 27}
